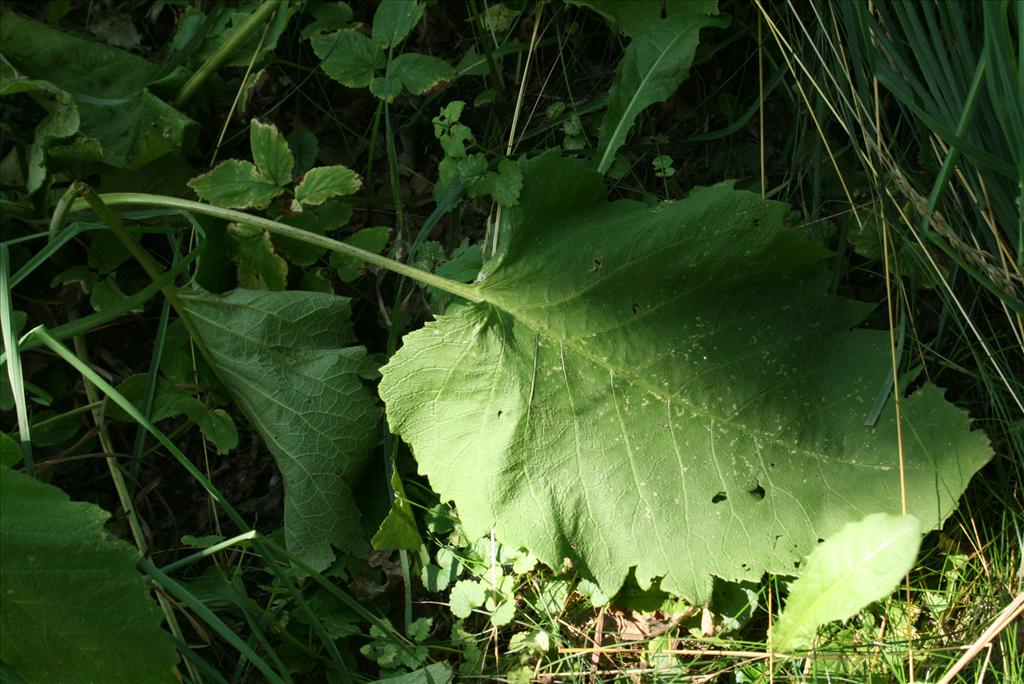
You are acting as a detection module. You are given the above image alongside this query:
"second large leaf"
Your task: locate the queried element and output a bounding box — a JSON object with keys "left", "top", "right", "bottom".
{"left": 380, "top": 152, "right": 992, "bottom": 601}
{"left": 180, "top": 289, "right": 380, "bottom": 571}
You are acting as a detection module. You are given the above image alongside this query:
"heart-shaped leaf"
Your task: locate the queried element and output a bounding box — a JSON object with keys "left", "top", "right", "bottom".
{"left": 379, "top": 152, "right": 992, "bottom": 600}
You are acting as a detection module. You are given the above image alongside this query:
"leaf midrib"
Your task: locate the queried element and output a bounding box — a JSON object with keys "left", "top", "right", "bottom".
{"left": 475, "top": 294, "right": 887, "bottom": 471}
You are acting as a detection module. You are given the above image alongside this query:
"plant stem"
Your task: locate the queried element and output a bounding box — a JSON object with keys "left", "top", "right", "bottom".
{"left": 77, "top": 189, "right": 209, "bottom": 347}
{"left": 68, "top": 193, "right": 484, "bottom": 303}
{"left": 174, "top": 0, "right": 281, "bottom": 109}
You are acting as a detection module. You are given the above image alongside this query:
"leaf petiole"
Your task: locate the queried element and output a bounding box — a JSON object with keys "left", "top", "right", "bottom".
{"left": 68, "top": 193, "right": 483, "bottom": 302}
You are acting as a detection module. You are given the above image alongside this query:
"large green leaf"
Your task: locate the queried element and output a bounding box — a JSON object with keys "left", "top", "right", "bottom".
{"left": 379, "top": 152, "right": 992, "bottom": 600}
{"left": 0, "top": 467, "right": 178, "bottom": 682}
{"left": 772, "top": 512, "right": 922, "bottom": 651}
{"left": 0, "top": 10, "right": 195, "bottom": 174}
{"left": 572, "top": 1, "right": 725, "bottom": 173}
{"left": 179, "top": 289, "right": 380, "bottom": 570}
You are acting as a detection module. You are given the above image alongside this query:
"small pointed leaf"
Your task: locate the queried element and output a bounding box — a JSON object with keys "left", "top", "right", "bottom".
{"left": 250, "top": 119, "right": 294, "bottom": 186}
{"left": 226, "top": 223, "right": 289, "bottom": 291}
{"left": 188, "top": 160, "right": 285, "bottom": 209}
{"left": 295, "top": 165, "right": 362, "bottom": 206}
{"left": 372, "top": 0, "right": 425, "bottom": 48}
{"left": 331, "top": 227, "right": 392, "bottom": 282}
{"left": 312, "top": 29, "right": 385, "bottom": 88}
{"left": 592, "top": 5, "right": 726, "bottom": 173}
{"left": 385, "top": 52, "right": 454, "bottom": 98}
{"left": 771, "top": 513, "right": 922, "bottom": 651}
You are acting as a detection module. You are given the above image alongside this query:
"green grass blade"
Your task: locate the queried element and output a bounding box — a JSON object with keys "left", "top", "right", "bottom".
{"left": 0, "top": 245, "right": 32, "bottom": 475}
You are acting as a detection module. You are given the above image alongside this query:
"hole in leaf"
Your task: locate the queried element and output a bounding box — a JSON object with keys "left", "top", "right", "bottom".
{"left": 752, "top": 217, "right": 760, "bottom": 228}
{"left": 817, "top": 538, "right": 825, "bottom": 544}
{"left": 748, "top": 484, "right": 766, "bottom": 500}
{"left": 497, "top": 410, "right": 503, "bottom": 418}
{"left": 793, "top": 560, "right": 801, "bottom": 569}
{"left": 591, "top": 258, "right": 602, "bottom": 274}
{"left": 711, "top": 491, "right": 727, "bottom": 504}
{"left": 632, "top": 302, "right": 640, "bottom": 315}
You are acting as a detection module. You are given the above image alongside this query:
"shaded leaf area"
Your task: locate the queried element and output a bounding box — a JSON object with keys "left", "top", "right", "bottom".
{"left": 772, "top": 512, "right": 922, "bottom": 651}
{"left": 0, "top": 10, "right": 195, "bottom": 187}
{"left": 179, "top": 289, "right": 381, "bottom": 570}
{"left": 569, "top": 0, "right": 726, "bottom": 173}
{"left": 380, "top": 152, "right": 992, "bottom": 601}
{"left": 105, "top": 374, "right": 238, "bottom": 455}
{"left": 0, "top": 467, "right": 178, "bottom": 683}
{"left": 311, "top": 0, "right": 454, "bottom": 103}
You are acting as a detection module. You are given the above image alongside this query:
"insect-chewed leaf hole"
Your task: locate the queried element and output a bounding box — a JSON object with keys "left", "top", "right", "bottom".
{"left": 712, "top": 491, "right": 727, "bottom": 504}
{"left": 748, "top": 483, "right": 766, "bottom": 500}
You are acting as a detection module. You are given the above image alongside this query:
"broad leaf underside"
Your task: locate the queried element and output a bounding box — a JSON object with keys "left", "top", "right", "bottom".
{"left": 181, "top": 289, "right": 380, "bottom": 571}
{"left": 380, "top": 152, "right": 992, "bottom": 600}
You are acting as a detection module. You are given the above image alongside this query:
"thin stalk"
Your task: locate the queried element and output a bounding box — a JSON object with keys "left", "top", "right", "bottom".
{"left": 71, "top": 334, "right": 147, "bottom": 551}
{"left": 160, "top": 530, "right": 259, "bottom": 574}
{"left": 365, "top": 99, "right": 385, "bottom": 221}
{"left": 140, "top": 559, "right": 290, "bottom": 684}
{"left": 70, "top": 330, "right": 200, "bottom": 684}
{"left": 76, "top": 189, "right": 210, "bottom": 351}
{"left": 469, "top": 0, "right": 505, "bottom": 95}
{"left": 2, "top": 249, "right": 197, "bottom": 360}
{"left": 67, "top": 193, "right": 482, "bottom": 302}
{"left": 174, "top": 0, "right": 281, "bottom": 109}
{"left": 48, "top": 183, "right": 81, "bottom": 241}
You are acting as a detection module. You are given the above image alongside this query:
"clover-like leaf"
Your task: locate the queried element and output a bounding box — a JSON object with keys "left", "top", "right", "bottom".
{"left": 450, "top": 579, "right": 486, "bottom": 618}
{"left": 295, "top": 165, "right": 362, "bottom": 206}
{"left": 188, "top": 160, "right": 285, "bottom": 209}
{"left": 386, "top": 52, "right": 454, "bottom": 96}
{"left": 312, "top": 28, "right": 385, "bottom": 88}
{"left": 331, "top": 226, "right": 392, "bottom": 282}
{"left": 372, "top": 0, "right": 425, "bottom": 47}
{"left": 474, "top": 158, "right": 523, "bottom": 207}
{"left": 250, "top": 119, "right": 294, "bottom": 186}
{"left": 226, "top": 223, "right": 289, "bottom": 291}
{"left": 379, "top": 152, "right": 992, "bottom": 601}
